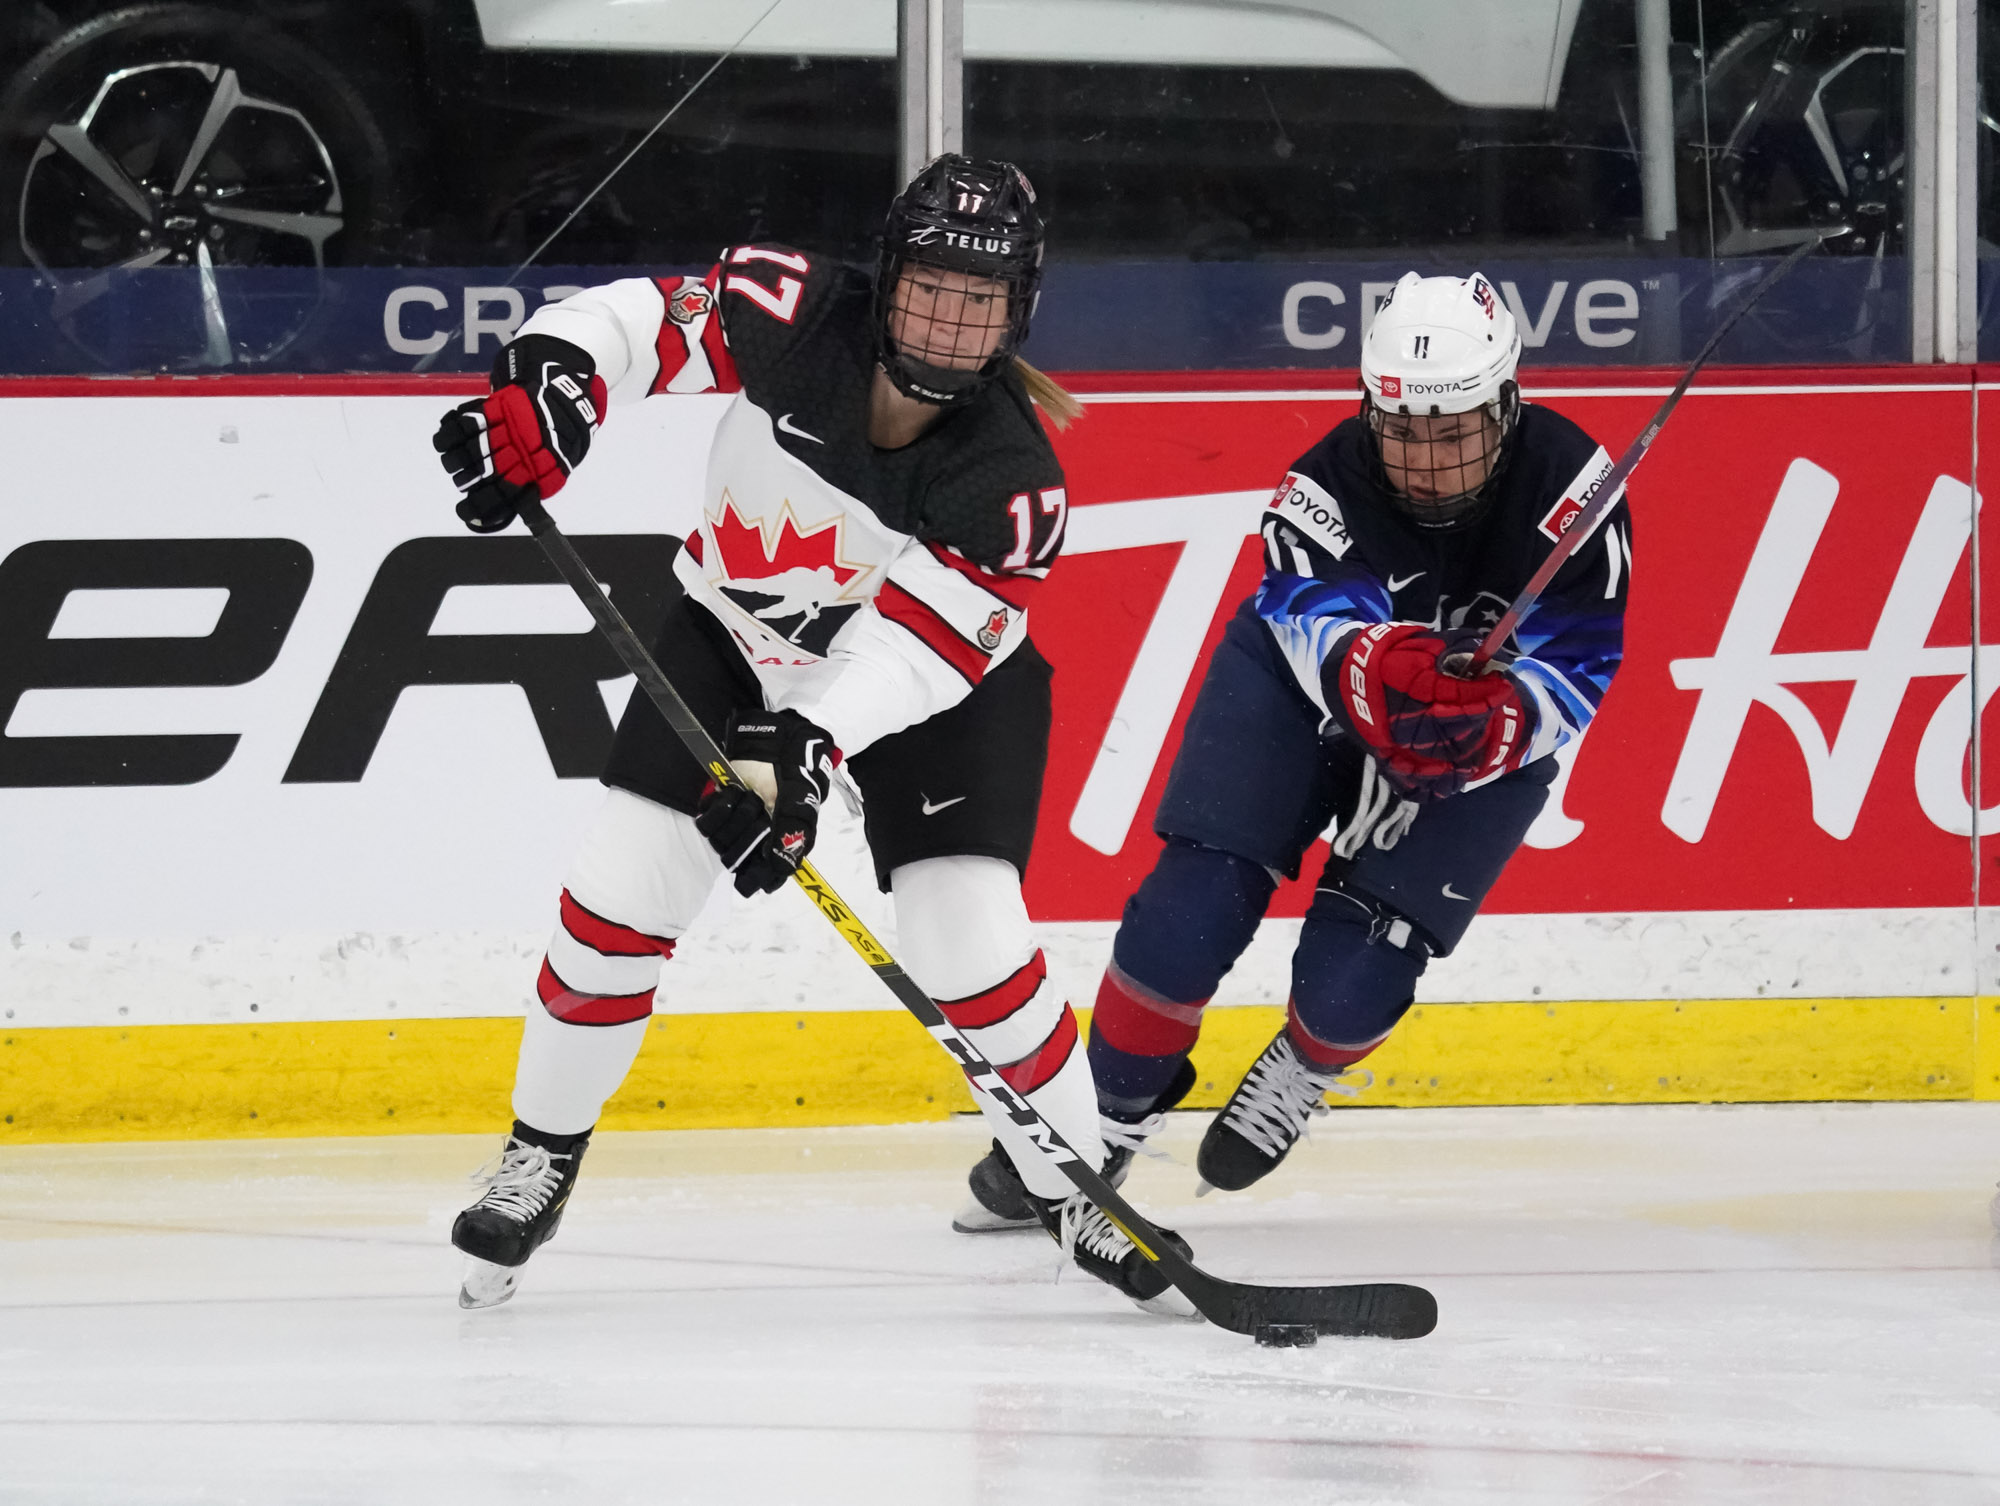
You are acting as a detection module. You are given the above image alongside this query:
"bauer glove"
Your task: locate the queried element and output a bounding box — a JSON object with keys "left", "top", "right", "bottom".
{"left": 432, "top": 334, "right": 608, "bottom": 533}
{"left": 1323, "top": 622, "right": 1533, "bottom": 800}
{"left": 695, "top": 709, "right": 840, "bottom": 897}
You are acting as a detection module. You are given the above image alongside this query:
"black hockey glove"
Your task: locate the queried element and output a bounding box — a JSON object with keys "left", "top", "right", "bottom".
{"left": 695, "top": 709, "right": 840, "bottom": 897}
{"left": 432, "top": 334, "right": 608, "bottom": 533}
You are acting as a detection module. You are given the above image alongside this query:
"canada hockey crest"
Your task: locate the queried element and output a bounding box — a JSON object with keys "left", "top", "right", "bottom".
{"left": 667, "top": 284, "right": 714, "bottom": 325}
{"left": 977, "top": 607, "right": 1009, "bottom": 650}
{"left": 706, "top": 492, "right": 865, "bottom": 656}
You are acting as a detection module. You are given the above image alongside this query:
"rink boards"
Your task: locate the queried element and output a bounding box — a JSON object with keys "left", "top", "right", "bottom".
{"left": 2, "top": 366, "right": 1997, "bottom": 1139}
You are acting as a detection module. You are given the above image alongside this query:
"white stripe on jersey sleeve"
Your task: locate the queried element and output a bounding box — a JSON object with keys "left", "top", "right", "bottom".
{"left": 1263, "top": 614, "right": 1366, "bottom": 728}
{"left": 1513, "top": 657, "right": 1596, "bottom": 762}
{"left": 518, "top": 277, "right": 669, "bottom": 399}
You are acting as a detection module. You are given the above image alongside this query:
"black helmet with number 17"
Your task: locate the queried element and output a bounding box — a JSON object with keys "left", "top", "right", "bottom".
{"left": 874, "top": 155, "right": 1046, "bottom": 407}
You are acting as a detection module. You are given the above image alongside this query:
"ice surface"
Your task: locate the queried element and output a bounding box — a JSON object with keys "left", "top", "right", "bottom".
{"left": 3, "top": 1102, "right": 1998, "bottom": 1505}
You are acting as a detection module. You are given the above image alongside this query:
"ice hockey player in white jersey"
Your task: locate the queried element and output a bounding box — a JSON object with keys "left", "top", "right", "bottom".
{"left": 430, "top": 156, "right": 1197, "bottom": 1315}
{"left": 956, "top": 270, "right": 1631, "bottom": 1228}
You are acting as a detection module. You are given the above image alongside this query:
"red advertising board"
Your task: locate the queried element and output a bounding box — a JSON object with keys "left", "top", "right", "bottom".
{"left": 1026, "top": 368, "right": 1982, "bottom": 921}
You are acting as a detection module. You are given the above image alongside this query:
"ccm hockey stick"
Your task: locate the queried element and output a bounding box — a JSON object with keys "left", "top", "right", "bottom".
{"left": 1467, "top": 234, "right": 1825, "bottom": 670}
{"left": 515, "top": 496, "right": 1437, "bottom": 1342}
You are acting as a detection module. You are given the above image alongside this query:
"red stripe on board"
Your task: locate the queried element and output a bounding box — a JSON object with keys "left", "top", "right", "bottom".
{"left": 1089, "top": 964, "right": 1205, "bottom": 1057}
{"left": 995, "top": 1004, "right": 1079, "bottom": 1096}
{"left": 559, "top": 889, "right": 677, "bottom": 958}
{"left": 922, "top": 541, "right": 1038, "bottom": 610}
{"left": 0, "top": 365, "right": 1970, "bottom": 401}
{"left": 536, "top": 958, "right": 656, "bottom": 1026}
{"left": 874, "top": 581, "right": 987, "bottom": 685}
{"left": 938, "top": 950, "right": 1047, "bottom": 1032}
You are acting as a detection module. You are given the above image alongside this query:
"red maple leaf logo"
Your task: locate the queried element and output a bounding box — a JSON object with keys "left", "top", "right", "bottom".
{"left": 707, "top": 495, "right": 860, "bottom": 588}
{"left": 668, "top": 284, "right": 714, "bottom": 325}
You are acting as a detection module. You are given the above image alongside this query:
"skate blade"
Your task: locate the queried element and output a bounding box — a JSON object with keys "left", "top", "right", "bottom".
{"left": 458, "top": 1255, "right": 520, "bottom": 1310}
{"left": 950, "top": 1198, "right": 1040, "bottom": 1234}
{"left": 1135, "top": 1288, "right": 1204, "bottom": 1321}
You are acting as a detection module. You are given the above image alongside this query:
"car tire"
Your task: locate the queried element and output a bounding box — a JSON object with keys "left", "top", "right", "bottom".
{"left": 0, "top": 3, "right": 406, "bottom": 272}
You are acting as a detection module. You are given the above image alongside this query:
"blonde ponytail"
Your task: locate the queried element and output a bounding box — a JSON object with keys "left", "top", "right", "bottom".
{"left": 1014, "top": 357, "right": 1084, "bottom": 430}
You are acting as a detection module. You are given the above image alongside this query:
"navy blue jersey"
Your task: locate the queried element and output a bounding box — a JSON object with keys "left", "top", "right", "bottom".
{"left": 1255, "top": 405, "right": 1630, "bottom": 765}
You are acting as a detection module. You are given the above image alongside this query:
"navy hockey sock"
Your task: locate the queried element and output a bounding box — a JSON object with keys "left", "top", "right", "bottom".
{"left": 1087, "top": 1019, "right": 1189, "bottom": 1118}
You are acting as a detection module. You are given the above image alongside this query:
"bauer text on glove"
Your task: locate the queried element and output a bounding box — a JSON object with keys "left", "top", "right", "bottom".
{"left": 431, "top": 334, "right": 608, "bottom": 533}
{"left": 1323, "top": 622, "right": 1534, "bottom": 800}
{"left": 694, "top": 709, "right": 840, "bottom": 896}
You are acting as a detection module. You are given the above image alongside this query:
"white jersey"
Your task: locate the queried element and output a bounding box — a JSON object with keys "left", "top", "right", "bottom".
{"left": 521, "top": 244, "right": 1067, "bottom": 757}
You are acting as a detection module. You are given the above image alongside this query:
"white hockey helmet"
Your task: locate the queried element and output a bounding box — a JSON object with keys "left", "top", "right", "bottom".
{"left": 1359, "top": 271, "right": 1523, "bottom": 527}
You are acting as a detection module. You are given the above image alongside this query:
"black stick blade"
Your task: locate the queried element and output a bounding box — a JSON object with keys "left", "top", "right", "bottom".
{"left": 1188, "top": 1273, "right": 1438, "bottom": 1341}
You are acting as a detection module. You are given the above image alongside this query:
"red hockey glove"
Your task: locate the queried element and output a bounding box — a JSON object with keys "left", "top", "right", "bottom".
{"left": 432, "top": 334, "right": 608, "bottom": 533}
{"left": 695, "top": 710, "right": 840, "bottom": 896}
{"left": 1324, "top": 623, "right": 1534, "bottom": 800}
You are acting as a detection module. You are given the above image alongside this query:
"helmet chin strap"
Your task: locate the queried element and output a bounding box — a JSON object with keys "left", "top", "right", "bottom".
{"left": 881, "top": 346, "right": 996, "bottom": 408}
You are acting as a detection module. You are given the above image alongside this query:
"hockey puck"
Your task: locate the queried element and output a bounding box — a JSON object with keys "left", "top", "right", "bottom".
{"left": 1252, "top": 1323, "right": 1318, "bottom": 1348}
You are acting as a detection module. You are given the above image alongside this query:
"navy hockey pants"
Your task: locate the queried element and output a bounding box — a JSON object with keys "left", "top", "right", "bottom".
{"left": 1090, "top": 599, "right": 1556, "bottom": 1104}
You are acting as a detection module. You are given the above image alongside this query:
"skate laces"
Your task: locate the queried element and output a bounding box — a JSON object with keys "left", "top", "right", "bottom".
{"left": 1099, "top": 1108, "right": 1175, "bottom": 1162}
{"left": 1220, "top": 1036, "right": 1372, "bottom": 1161}
{"left": 467, "top": 1137, "right": 574, "bottom": 1225}
{"left": 1054, "top": 1193, "right": 1134, "bottom": 1281}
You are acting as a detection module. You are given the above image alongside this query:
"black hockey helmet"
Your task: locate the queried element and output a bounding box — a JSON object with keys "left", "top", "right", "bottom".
{"left": 874, "top": 154, "right": 1045, "bottom": 407}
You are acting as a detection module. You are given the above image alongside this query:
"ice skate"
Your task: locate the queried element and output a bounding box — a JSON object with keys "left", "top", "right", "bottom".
{"left": 1037, "top": 1191, "right": 1200, "bottom": 1319}
{"left": 1196, "top": 1030, "right": 1369, "bottom": 1193}
{"left": 952, "top": 1139, "right": 1045, "bottom": 1232}
{"left": 952, "top": 1060, "right": 1197, "bottom": 1233}
{"left": 452, "top": 1124, "right": 590, "bottom": 1308}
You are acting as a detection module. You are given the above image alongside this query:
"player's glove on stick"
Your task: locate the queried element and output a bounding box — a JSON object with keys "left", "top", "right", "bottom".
{"left": 1324, "top": 622, "right": 1534, "bottom": 800}
{"left": 695, "top": 709, "right": 841, "bottom": 897}
{"left": 432, "top": 334, "right": 609, "bottom": 533}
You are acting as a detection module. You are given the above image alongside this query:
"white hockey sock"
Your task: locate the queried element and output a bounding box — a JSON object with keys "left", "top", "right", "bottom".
{"left": 891, "top": 855, "right": 1106, "bottom": 1199}
{"left": 510, "top": 789, "right": 721, "bottom": 1137}
{"left": 512, "top": 1005, "right": 650, "bottom": 1137}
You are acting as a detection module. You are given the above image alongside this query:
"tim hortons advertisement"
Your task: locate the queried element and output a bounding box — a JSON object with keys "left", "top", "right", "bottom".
{"left": 0, "top": 371, "right": 1984, "bottom": 1028}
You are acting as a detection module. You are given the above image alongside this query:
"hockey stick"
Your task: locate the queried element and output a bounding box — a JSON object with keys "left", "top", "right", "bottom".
{"left": 1467, "top": 234, "right": 1825, "bottom": 670}
{"left": 515, "top": 495, "right": 1437, "bottom": 1342}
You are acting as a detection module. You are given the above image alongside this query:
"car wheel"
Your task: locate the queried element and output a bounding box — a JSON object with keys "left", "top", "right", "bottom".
{"left": 0, "top": 3, "right": 404, "bottom": 368}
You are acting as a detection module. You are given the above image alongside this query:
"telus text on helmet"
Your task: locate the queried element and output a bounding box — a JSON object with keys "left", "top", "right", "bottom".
{"left": 907, "top": 227, "right": 1014, "bottom": 255}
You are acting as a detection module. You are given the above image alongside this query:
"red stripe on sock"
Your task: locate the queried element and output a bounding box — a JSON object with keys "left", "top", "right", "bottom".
{"left": 1090, "top": 965, "right": 1205, "bottom": 1057}
{"left": 1285, "top": 998, "right": 1387, "bottom": 1069}
{"left": 938, "top": 950, "right": 1047, "bottom": 1031}
{"left": 559, "top": 889, "right": 677, "bottom": 958}
{"left": 537, "top": 958, "right": 655, "bottom": 1026}
{"left": 994, "top": 1003, "right": 1079, "bottom": 1096}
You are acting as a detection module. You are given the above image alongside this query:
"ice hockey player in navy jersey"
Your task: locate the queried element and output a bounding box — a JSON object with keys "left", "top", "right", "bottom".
{"left": 956, "top": 270, "right": 1631, "bottom": 1228}
{"left": 431, "top": 156, "right": 1197, "bottom": 1315}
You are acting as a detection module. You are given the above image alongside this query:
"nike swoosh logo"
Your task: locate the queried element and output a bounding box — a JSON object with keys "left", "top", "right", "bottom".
{"left": 1386, "top": 571, "right": 1425, "bottom": 593}
{"left": 776, "top": 412, "right": 823, "bottom": 444}
{"left": 1441, "top": 883, "right": 1470, "bottom": 901}
{"left": 921, "top": 795, "right": 966, "bottom": 815}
